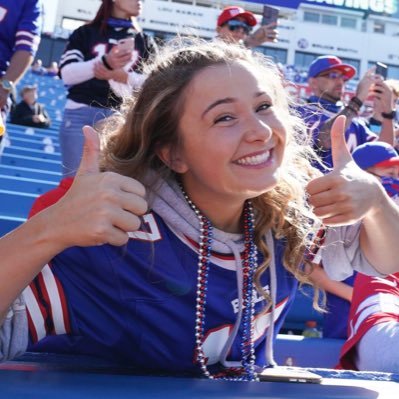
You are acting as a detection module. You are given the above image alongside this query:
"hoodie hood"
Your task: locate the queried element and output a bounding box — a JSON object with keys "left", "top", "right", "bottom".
{"left": 148, "top": 176, "right": 247, "bottom": 253}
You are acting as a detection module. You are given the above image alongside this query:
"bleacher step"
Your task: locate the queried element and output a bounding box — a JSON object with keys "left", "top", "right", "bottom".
{"left": 0, "top": 164, "right": 61, "bottom": 180}
{"left": 1, "top": 153, "right": 61, "bottom": 171}
{"left": 0, "top": 174, "right": 57, "bottom": 194}
{"left": 0, "top": 214, "right": 26, "bottom": 237}
{"left": 0, "top": 189, "right": 38, "bottom": 218}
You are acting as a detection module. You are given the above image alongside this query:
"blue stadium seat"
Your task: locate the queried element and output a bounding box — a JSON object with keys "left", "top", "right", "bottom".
{"left": 275, "top": 334, "right": 344, "bottom": 368}
{"left": 282, "top": 285, "right": 324, "bottom": 334}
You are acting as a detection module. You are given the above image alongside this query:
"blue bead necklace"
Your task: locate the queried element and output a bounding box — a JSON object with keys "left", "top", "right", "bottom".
{"left": 180, "top": 186, "right": 258, "bottom": 381}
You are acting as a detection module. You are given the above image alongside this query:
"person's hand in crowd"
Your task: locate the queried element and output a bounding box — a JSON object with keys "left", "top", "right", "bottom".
{"left": 46, "top": 125, "right": 148, "bottom": 249}
{"left": 372, "top": 77, "right": 394, "bottom": 116}
{"left": 244, "top": 22, "right": 278, "bottom": 48}
{"left": 355, "top": 67, "right": 376, "bottom": 103}
{"left": 93, "top": 61, "right": 128, "bottom": 83}
{"left": 32, "top": 114, "right": 46, "bottom": 123}
{"left": 103, "top": 44, "right": 133, "bottom": 70}
{"left": 307, "top": 116, "right": 385, "bottom": 226}
{"left": 93, "top": 61, "right": 114, "bottom": 80}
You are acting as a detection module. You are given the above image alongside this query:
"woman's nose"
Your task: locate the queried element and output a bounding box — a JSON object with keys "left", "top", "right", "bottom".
{"left": 243, "top": 116, "right": 273, "bottom": 142}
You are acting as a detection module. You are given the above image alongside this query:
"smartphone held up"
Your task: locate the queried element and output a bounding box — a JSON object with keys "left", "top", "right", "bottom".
{"left": 375, "top": 62, "right": 388, "bottom": 79}
{"left": 117, "top": 37, "right": 135, "bottom": 53}
{"left": 261, "top": 5, "right": 279, "bottom": 26}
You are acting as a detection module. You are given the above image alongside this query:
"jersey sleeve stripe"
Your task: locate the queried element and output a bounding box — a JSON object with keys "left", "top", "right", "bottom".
{"left": 40, "top": 265, "right": 69, "bottom": 335}
{"left": 60, "top": 50, "right": 84, "bottom": 64}
{"left": 53, "top": 273, "right": 71, "bottom": 334}
{"left": 23, "top": 285, "right": 47, "bottom": 343}
{"left": 15, "top": 39, "right": 38, "bottom": 50}
{"left": 350, "top": 293, "right": 399, "bottom": 338}
{"left": 16, "top": 30, "right": 39, "bottom": 40}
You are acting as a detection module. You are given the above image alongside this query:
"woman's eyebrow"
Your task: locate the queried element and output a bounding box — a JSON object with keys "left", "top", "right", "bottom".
{"left": 201, "top": 97, "right": 235, "bottom": 118}
{"left": 201, "top": 92, "right": 269, "bottom": 118}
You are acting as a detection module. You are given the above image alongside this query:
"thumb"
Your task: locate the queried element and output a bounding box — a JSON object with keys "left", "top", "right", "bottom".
{"left": 77, "top": 126, "right": 101, "bottom": 176}
{"left": 331, "top": 115, "right": 352, "bottom": 169}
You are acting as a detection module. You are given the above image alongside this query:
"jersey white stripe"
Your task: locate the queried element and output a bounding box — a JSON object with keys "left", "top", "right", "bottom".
{"left": 16, "top": 30, "right": 38, "bottom": 40}
{"left": 15, "top": 39, "right": 37, "bottom": 49}
{"left": 349, "top": 293, "right": 399, "bottom": 339}
{"left": 41, "top": 265, "right": 67, "bottom": 335}
{"left": 60, "top": 50, "right": 84, "bottom": 63}
{"left": 22, "top": 285, "right": 47, "bottom": 341}
{"left": 60, "top": 55, "right": 84, "bottom": 66}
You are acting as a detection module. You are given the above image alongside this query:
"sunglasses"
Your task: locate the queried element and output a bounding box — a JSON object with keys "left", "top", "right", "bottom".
{"left": 317, "top": 71, "right": 349, "bottom": 81}
{"left": 225, "top": 20, "right": 252, "bottom": 35}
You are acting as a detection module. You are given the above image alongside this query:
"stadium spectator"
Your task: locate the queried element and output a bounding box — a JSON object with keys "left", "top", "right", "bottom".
{"left": 216, "top": 6, "right": 278, "bottom": 48}
{"left": 352, "top": 141, "right": 399, "bottom": 202}
{"left": 1, "top": 41, "right": 399, "bottom": 379}
{"left": 31, "top": 58, "right": 47, "bottom": 75}
{"left": 10, "top": 84, "right": 51, "bottom": 128}
{"left": 58, "top": 0, "right": 157, "bottom": 178}
{"left": 0, "top": 0, "right": 42, "bottom": 146}
{"left": 300, "top": 57, "right": 396, "bottom": 340}
{"left": 310, "top": 140, "right": 399, "bottom": 340}
{"left": 367, "top": 79, "right": 399, "bottom": 137}
{"left": 45, "top": 61, "right": 59, "bottom": 77}
{"left": 297, "top": 55, "right": 395, "bottom": 171}
{"left": 340, "top": 271, "right": 399, "bottom": 373}
{"left": 339, "top": 141, "right": 399, "bottom": 373}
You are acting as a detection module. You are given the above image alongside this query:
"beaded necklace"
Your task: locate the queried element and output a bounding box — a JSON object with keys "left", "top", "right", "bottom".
{"left": 180, "top": 186, "right": 258, "bottom": 381}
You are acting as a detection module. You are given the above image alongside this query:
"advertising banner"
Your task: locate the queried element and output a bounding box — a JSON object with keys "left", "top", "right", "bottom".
{"left": 246, "top": 1, "right": 398, "bottom": 16}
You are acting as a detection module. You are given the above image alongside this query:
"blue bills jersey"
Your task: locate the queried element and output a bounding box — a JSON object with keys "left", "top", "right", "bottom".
{"left": 297, "top": 96, "right": 376, "bottom": 171}
{"left": 25, "top": 211, "right": 298, "bottom": 373}
{"left": 0, "top": 0, "right": 42, "bottom": 74}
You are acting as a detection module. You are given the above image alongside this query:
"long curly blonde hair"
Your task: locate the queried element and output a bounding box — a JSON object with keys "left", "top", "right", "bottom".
{"left": 100, "top": 39, "right": 323, "bottom": 309}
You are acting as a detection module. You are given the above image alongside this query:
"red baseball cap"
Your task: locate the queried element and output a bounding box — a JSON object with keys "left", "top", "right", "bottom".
{"left": 217, "top": 6, "right": 257, "bottom": 27}
{"left": 308, "top": 55, "right": 356, "bottom": 79}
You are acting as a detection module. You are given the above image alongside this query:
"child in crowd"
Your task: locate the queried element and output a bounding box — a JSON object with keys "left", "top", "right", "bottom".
{"left": 31, "top": 59, "right": 47, "bottom": 75}
{"left": 10, "top": 84, "right": 51, "bottom": 128}
{"left": 308, "top": 141, "right": 399, "bottom": 340}
{"left": 339, "top": 141, "right": 399, "bottom": 373}
{"left": 1, "top": 40, "right": 399, "bottom": 381}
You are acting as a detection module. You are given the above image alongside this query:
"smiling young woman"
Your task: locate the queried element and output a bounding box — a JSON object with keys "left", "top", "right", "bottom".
{"left": 1, "top": 39, "right": 399, "bottom": 381}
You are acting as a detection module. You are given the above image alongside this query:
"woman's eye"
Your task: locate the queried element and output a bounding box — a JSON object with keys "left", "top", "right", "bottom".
{"left": 256, "top": 103, "right": 271, "bottom": 112}
{"left": 214, "top": 115, "right": 235, "bottom": 124}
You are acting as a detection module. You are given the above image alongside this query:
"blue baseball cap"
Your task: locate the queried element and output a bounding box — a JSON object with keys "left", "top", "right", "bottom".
{"left": 308, "top": 55, "right": 356, "bottom": 79}
{"left": 352, "top": 142, "right": 399, "bottom": 170}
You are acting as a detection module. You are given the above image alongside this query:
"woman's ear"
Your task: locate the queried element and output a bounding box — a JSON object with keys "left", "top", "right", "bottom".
{"left": 156, "top": 144, "right": 188, "bottom": 174}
